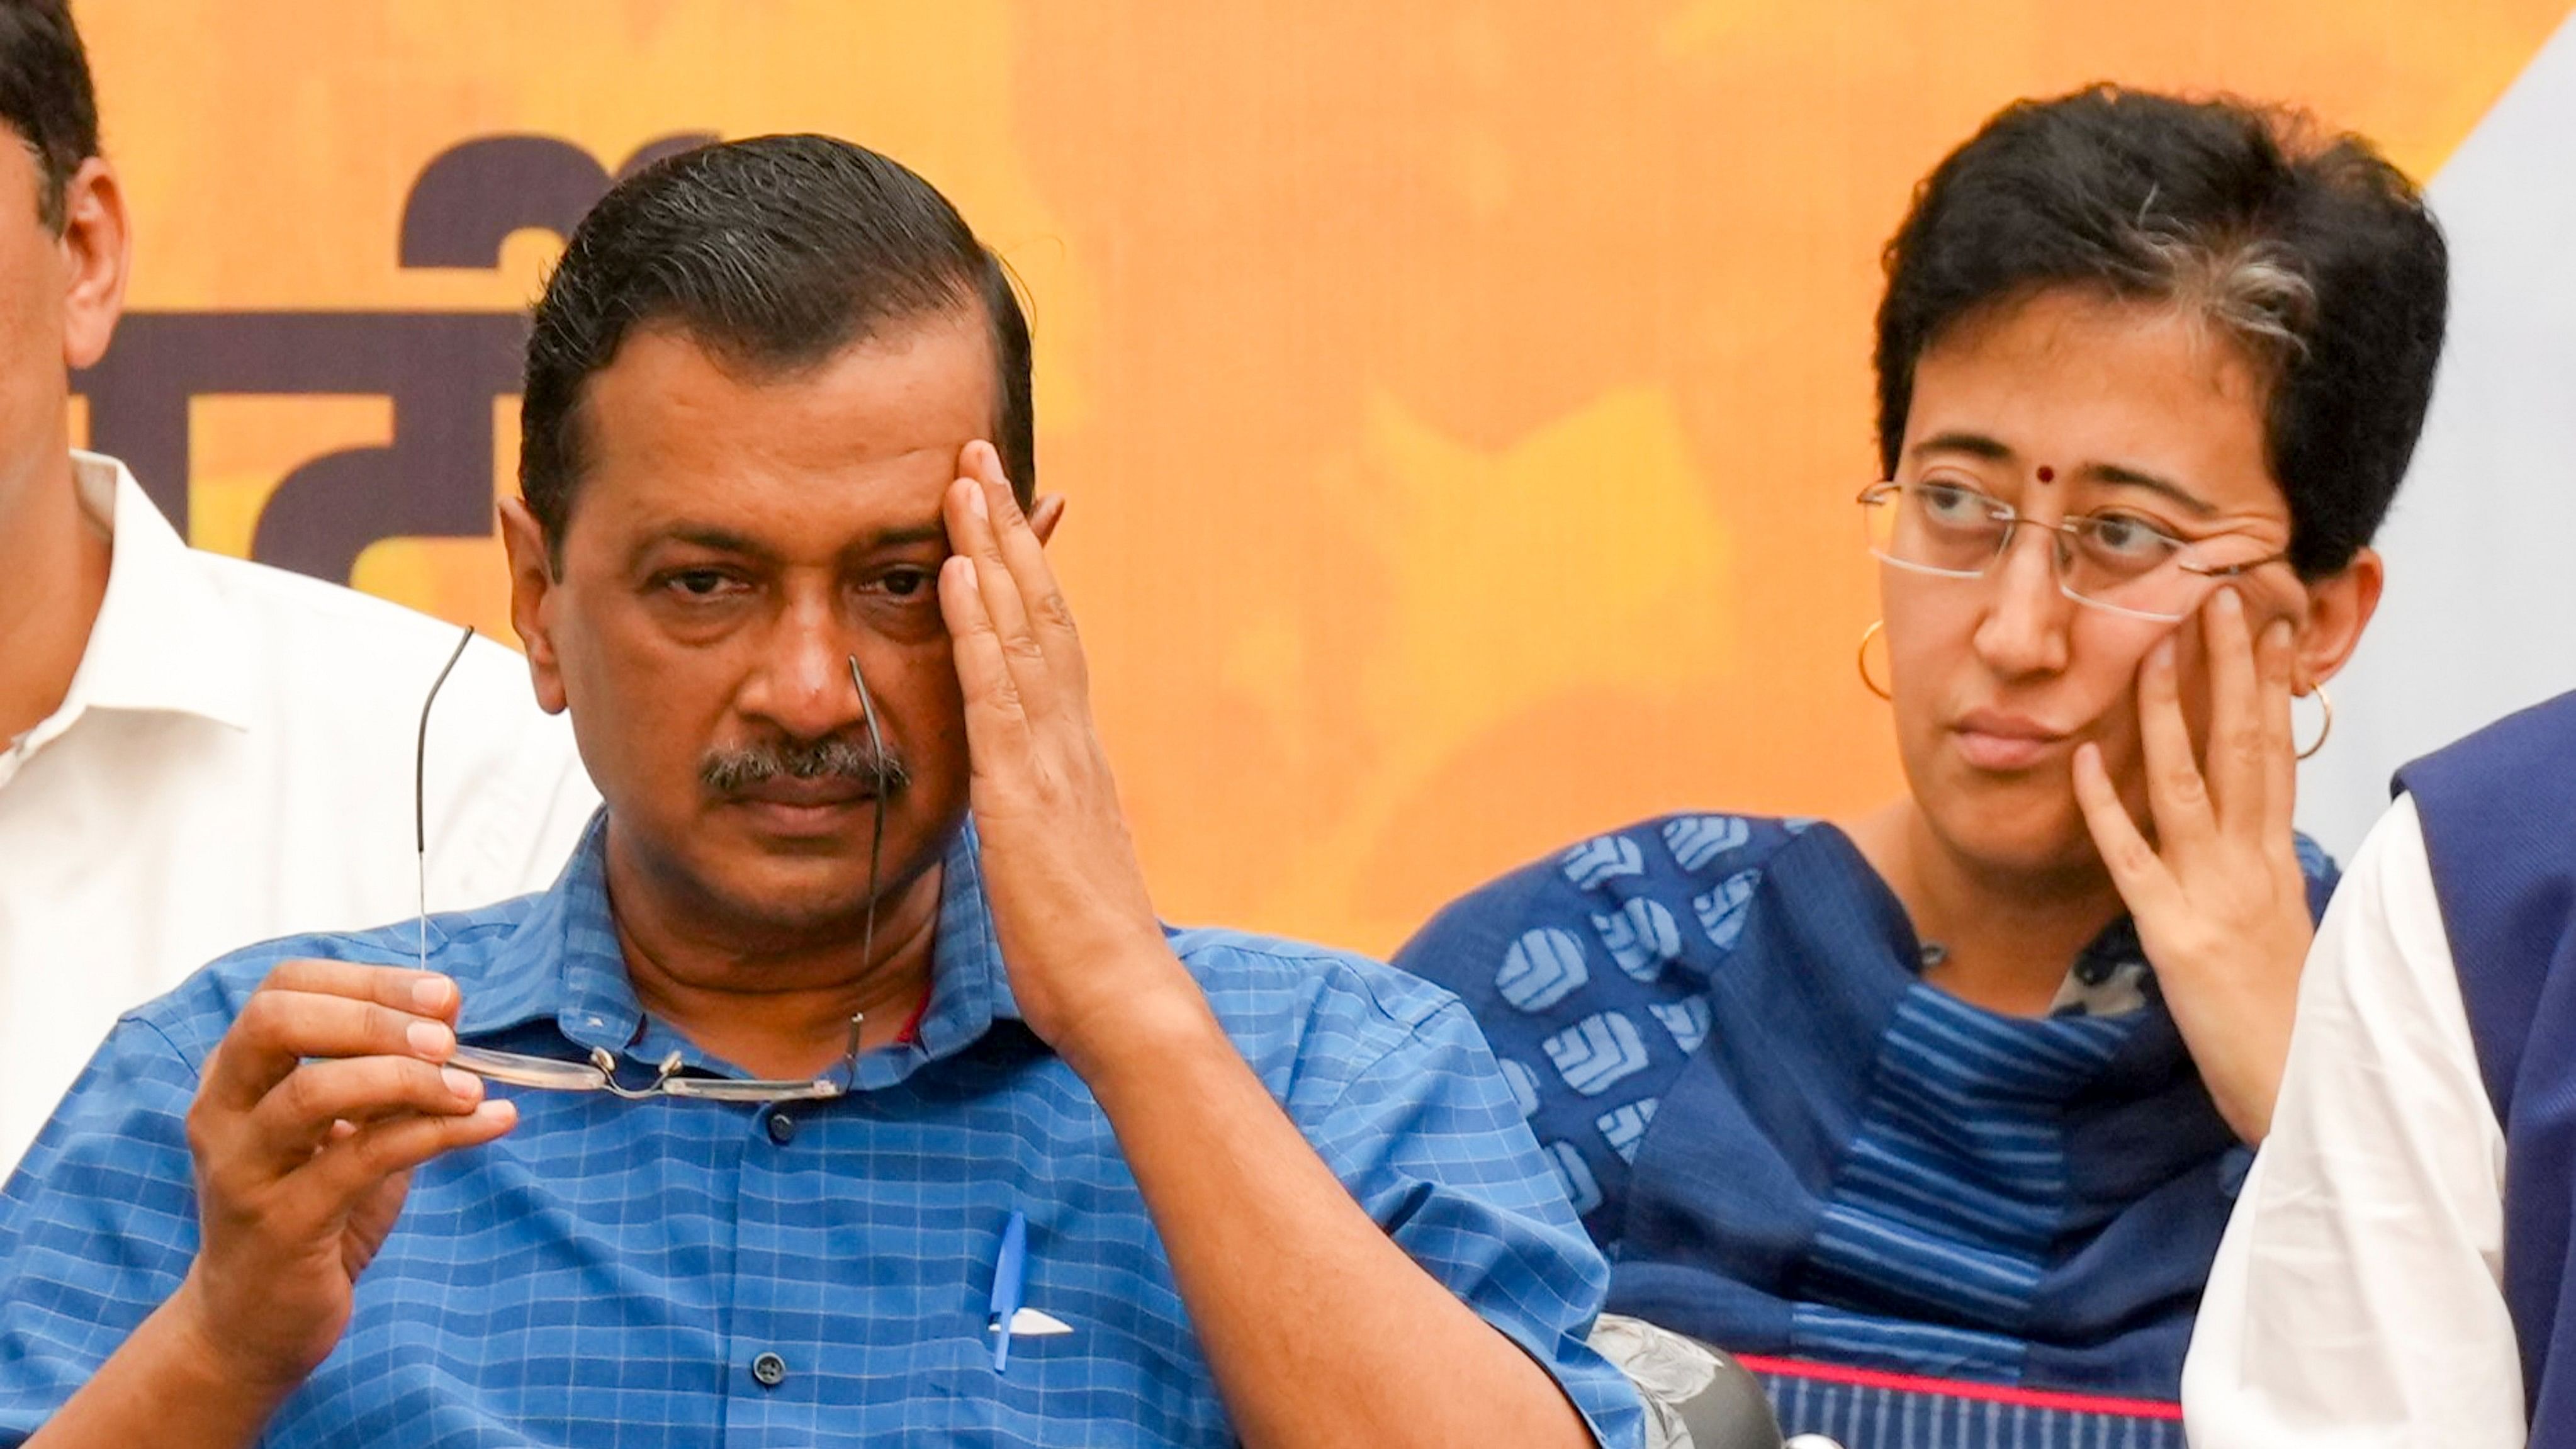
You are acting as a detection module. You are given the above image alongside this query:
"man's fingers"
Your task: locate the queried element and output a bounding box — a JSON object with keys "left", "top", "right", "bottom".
{"left": 296, "top": 1098, "right": 517, "bottom": 1207}
{"left": 254, "top": 960, "right": 460, "bottom": 1023}
{"left": 2200, "top": 589, "right": 2268, "bottom": 828}
{"left": 2135, "top": 634, "right": 2217, "bottom": 853}
{"left": 943, "top": 474, "right": 1060, "bottom": 721}
{"left": 203, "top": 970, "right": 461, "bottom": 1114}
{"left": 941, "top": 550, "right": 1037, "bottom": 772}
{"left": 965, "top": 441, "right": 1089, "bottom": 701}
{"left": 1027, "top": 492, "right": 1067, "bottom": 541}
{"left": 2073, "top": 741, "right": 2181, "bottom": 918}
{"left": 243, "top": 1057, "right": 487, "bottom": 1171}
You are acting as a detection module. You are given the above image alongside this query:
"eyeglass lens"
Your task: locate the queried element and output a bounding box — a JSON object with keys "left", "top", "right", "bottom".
{"left": 1860, "top": 482, "right": 2263, "bottom": 622}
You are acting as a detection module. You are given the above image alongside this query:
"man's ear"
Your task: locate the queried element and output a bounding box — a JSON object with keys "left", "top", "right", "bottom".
{"left": 2294, "top": 545, "right": 2383, "bottom": 692}
{"left": 497, "top": 497, "right": 569, "bottom": 714}
{"left": 58, "top": 157, "right": 129, "bottom": 371}
{"left": 1028, "top": 493, "right": 1066, "bottom": 545}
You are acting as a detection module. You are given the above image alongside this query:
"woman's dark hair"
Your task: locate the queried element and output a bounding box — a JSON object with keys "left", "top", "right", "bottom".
{"left": 520, "top": 133, "right": 1033, "bottom": 562}
{"left": 1876, "top": 86, "right": 2447, "bottom": 578}
{"left": 0, "top": 0, "right": 98, "bottom": 234}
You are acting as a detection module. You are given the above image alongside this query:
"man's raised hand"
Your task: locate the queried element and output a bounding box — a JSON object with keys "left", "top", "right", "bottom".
{"left": 936, "top": 442, "right": 1205, "bottom": 1074}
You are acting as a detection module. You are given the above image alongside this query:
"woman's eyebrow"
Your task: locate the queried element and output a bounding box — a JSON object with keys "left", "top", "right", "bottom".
{"left": 2082, "top": 462, "right": 2217, "bottom": 517}
{"left": 1907, "top": 430, "right": 2015, "bottom": 463}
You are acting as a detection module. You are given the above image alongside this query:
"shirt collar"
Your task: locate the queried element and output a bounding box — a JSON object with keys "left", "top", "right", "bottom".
{"left": 456, "top": 809, "right": 1027, "bottom": 1086}
{"left": 50, "top": 451, "right": 256, "bottom": 734}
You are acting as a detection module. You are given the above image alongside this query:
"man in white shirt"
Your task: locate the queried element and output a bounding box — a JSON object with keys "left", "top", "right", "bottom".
{"left": 0, "top": 0, "right": 594, "bottom": 1174}
{"left": 2181, "top": 789, "right": 2524, "bottom": 1445}
{"left": 2179, "top": 672, "right": 2576, "bottom": 1445}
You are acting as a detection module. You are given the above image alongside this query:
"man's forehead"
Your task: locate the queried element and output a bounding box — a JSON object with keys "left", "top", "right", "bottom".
{"left": 605, "top": 448, "right": 959, "bottom": 553}
{"left": 589, "top": 315, "right": 992, "bottom": 443}
{"left": 573, "top": 316, "right": 991, "bottom": 543}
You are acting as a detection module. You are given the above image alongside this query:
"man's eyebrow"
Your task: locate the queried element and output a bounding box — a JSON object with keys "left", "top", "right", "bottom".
{"left": 1907, "top": 431, "right": 2015, "bottom": 463}
{"left": 626, "top": 521, "right": 952, "bottom": 573}
{"left": 2081, "top": 463, "right": 2218, "bottom": 517}
{"left": 860, "top": 522, "right": 949, "bottom": 550}
{"left": 627, "top": 525, "right": 779, "bottom": 572}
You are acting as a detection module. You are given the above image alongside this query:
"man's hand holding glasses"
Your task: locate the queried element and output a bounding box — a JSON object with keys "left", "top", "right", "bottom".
{"left": 159, "top": 961, "right": 511, "bottom": 1420}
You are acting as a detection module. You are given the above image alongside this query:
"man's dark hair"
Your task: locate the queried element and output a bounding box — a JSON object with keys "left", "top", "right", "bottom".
{"left": 520, "top": 133, "right": 1033, "bottom": 558}
{"left": 0, "top": 0, "right": 98, "bottom": 234}
{"left": 1876, "top": 85, "right": 2447, "bottom": 578}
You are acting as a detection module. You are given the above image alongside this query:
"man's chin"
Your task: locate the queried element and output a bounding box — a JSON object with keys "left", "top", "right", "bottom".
{"left": 694, "top": 862, "right": 888, "bottom": 940}
{"left": 689, "top": 810, "right": 961, "bottom": 939}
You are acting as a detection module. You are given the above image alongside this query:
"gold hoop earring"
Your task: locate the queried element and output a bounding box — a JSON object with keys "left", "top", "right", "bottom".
{"left": 2296, "top": 684, "right": 2334, "bottom": 761}
{"left": 1857, "top": 620, "right": 1892, "bottom": 701}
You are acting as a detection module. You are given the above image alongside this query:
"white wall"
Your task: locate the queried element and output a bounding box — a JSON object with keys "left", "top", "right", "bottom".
{"left": 2300, "top": 9, "right": 2576, "bottom": 857}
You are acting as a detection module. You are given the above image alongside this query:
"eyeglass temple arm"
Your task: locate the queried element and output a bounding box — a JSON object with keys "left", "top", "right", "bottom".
{"left": 846, "top": 653, "right": 891, "bottom": 1092}
{"left": 2179, "top": 550, "right": 2295, "bottom": 580}
{"left": 848, "top": 654, "right": 888, "bottom": 760}
{"left": 415, "top": 624, "right": 476, "bottom": 970}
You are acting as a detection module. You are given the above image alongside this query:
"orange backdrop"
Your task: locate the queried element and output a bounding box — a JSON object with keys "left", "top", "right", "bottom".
{"left": 72, "top": 0, "right": 2572, "bottom": 956}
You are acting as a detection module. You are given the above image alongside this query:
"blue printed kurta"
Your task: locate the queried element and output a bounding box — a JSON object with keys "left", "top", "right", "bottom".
{"left": 1397, "top": 813, "right": 2335, "bottom": 1399}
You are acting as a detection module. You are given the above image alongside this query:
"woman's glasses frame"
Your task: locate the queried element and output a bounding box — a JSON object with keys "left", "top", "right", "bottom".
{"left": 1857, "top": 480, "right": 2292, "bottom": 623}
{"left": 417, "top": 627, "right": 887, "bottom": 1103}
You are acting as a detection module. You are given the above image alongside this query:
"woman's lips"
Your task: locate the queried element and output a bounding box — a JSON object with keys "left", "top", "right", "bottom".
{"left": 1950, "top": 711, "right": 2069, "bottom": 772}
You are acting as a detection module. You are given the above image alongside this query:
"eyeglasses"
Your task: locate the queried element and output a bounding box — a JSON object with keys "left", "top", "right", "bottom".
{"left": 415, "top": 626, "right": 889, "bottom": 1103}
{"left": 1859, "top": 480, "right": 2291, "bottom": 622}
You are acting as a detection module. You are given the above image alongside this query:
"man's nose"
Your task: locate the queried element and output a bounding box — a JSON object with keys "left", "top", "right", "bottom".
{"left": 1971, "top": 526, "right": 2074, "bottom": 680}
{"left": 742, "top": 599, "right": 864, "bottom": 739}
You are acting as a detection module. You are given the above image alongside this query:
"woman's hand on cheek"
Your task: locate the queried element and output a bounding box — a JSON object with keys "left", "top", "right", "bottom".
{"left": 2070, "top": 587, "right": 2311, "bottom": 1144}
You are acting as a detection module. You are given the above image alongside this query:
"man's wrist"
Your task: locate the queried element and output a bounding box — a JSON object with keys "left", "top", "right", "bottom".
{"left": 1050, "top": 948, "right": 1229, "bottom": 1090}
{"left": 164, "top": 1272, "right": 312, "bottom": 1409}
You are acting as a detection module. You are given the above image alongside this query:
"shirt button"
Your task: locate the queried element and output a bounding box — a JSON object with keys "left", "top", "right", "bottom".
{"left": 765, "top": 1110, "right": 796, "bottom": 1146}
{"left": 751, "top": 1351, "right": 787, "bottom": 1388}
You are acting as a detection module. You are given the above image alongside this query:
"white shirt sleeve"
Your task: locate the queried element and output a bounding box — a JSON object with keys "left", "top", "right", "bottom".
{"left": 2183, "top": 794, "right": 2523, "bottom": 1446}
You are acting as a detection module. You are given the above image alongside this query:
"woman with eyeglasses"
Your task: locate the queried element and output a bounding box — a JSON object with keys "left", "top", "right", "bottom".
{"left": 1394, "top": 84, "right": 2447, "bottom": 1413}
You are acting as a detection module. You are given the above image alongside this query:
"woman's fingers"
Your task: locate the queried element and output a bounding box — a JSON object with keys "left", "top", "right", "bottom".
{"left": 2073, "top": 741, "right": 2181, "bottom": 919}
{"left": 2200, "top": 588, "right": 2269, "bottom": 828}
{"left": 2135, "top": 634, "right": 2218, "bottom": 854}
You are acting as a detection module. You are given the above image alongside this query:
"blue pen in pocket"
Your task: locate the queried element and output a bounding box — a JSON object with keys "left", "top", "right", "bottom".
{"left": 989, "top": 1209, "right": 1027, "bottom": 1373}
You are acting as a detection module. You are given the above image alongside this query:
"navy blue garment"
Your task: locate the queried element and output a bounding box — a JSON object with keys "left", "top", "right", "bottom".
{"left": 0, "top": 816, "right": 1644, "bottom": 1448}
{"left": 2397, "top": 689, "right": 2576, "bottom": 1443}
{"left": 1397, "top": 813, "right": 2336, "bottom": 1401}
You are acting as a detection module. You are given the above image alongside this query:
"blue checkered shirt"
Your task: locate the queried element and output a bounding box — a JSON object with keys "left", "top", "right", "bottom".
{"left": 0, "top": 818, "right": 1642, "bottom": 1447}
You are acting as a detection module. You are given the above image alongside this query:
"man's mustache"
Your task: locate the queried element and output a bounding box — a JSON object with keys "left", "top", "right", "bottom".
{"left": 700, "top": 735, "right": 910, "bottom": 796}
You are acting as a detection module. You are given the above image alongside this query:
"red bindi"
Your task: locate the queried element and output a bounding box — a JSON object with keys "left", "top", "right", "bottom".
{"left": 2035, "top": 465, "right": 2056, "bottom": 483}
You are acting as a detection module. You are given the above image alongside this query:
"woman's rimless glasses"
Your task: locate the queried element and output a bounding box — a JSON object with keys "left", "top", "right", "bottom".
{"left": 1859, "top": 480, "right": 2289, "bottom": 623}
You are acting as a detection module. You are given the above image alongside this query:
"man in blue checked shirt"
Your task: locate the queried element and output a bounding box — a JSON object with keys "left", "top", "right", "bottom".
{"left": 0, "top": 135, "right": 1642, "bottom": 1449}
